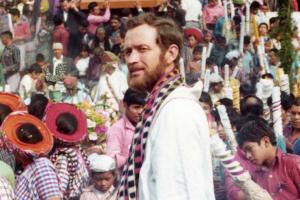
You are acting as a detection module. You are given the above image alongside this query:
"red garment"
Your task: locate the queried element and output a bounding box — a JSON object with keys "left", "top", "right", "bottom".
{"left": 226, "top": 149, "right": 300, "bottom": 200}
{"left": 52, "top": 25, "right": 70, "bottom": 56}
{"left": 291, "top": 0, "right": 298, "bottom": 11}
{"left": 13, "top": 20, "right": 31, "bottom": 41}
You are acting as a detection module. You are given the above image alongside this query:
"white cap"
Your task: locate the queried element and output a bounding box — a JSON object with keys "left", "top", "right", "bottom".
{"left": 225, "top": 50, "right": 240, "bottom": 60}
{"left": 88, "top": 153, "right": 116, "bottom": 172}
{"left": 53, "top": 42, "right": 63, "bottom": 50}
{"left": 209, "top": 73, "right": 224, "bottom": 83}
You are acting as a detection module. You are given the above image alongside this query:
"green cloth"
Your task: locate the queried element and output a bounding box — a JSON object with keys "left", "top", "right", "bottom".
{"left": 233, "top": 0, "right": 245, "bottom": 5}
{"left": 0, "top": 63, "right": 4, "bottom": 87}
{"left": 0, "top": 160, "right": 15, "bottom": 187}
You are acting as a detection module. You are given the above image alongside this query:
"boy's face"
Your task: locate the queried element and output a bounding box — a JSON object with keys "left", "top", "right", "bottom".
{"left": 93, "top": 171, "right": 115, "bottom": 192}
{"left": 193, "top": 51, "right": 202, "bottom": 61}
{"left": 242, "top": 138, "right": 268, "bottom": 166}
{"left": 125, "top": 103, "right": 144, "bottom": 125}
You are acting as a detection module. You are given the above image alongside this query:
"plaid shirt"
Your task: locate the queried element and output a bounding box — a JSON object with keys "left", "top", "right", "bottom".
{"left": 0, "top": 176, "right": 14, "bottom": 200}
{"left": 1, "top": 44, "right": 20, "bottom": 78}
{"left": 15, "top": 157, "right": 62, "bottom": 200}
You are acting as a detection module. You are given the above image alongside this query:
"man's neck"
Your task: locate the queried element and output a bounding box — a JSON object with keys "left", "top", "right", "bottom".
{"left": 263, "top": 147, "right": 277, "bottom": 167}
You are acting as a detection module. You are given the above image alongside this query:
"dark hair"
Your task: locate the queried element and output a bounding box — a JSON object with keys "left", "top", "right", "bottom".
{"left": 240, "top": 83, "right": 256, "bottom": 97}
{"left": 53, "top": 14, "right": 64, "bottom": 26}
{"left": 219, "top": 98, "right": 233, "bottom": 108}
{"left": 28, "top": 94, "right": 49, "bottom": 120}
{"left": 28, "top": 64, "right": 42, "bottom": 74}
{"left": 250, "top": 1, "right": 260, "bottom": 11}
{"left": 36, "top": 53, "right": 45, "bottom": 62}
{"left": 0, "top": 104, "right": 13, "bottom": 126}
{"left": 79, "top": 20, "right": 89, "bottom": 28}
{"left": 0, "top": 31, "right": 13, "bottom": 39}
{"left": 9, "top": 8, "right": 20, "bottom": 17}
{"left": 199, "top": 92, "right": 213, "bottom": 109}
{"left": 244, "top": 35, "right": 251, "bottom": 45}
{"left": 236, "top": 116, "right": 277, "bottom": 147}
{"left": 80, "top": 44, "right": 90, "bottom": 53}
{"left": 56, "top": 112, "right": 78, "bottom": 135}
{"left": 126, "top": 13, "right": 183, "bottom": 67}
{"left": 269, "top": 17, "right": 278, "bottom": 25}
{"left": 292, "top": 97, "right": 300, "bottom": 106}
{"left": 267, "top": 91, "right": 293, "bottom": 111}
{"left": 193, "top": 45, "right": 203, "bottom": 54}
{"left": 123, "top": 88, "right": 147, "bottom": 106}
{"left": 258, "top": 22, "right": 269, "bottom": 30}
{"left": 269, "top": 48, "right": 279, "bottom": 55}
{"left": 240, "top": 95, "right": 263, "bottom": 116}
{"left": 111, "top": 15, "right": 121, "bottom": 22}
{"left": 88, "top": 2, "right": 98, "bottom": 12}
{"left": 261, "top": 73, "right": 274, "bottom": 79}
{"left": 16, "top": 123, "right": 43, "bottom": 144}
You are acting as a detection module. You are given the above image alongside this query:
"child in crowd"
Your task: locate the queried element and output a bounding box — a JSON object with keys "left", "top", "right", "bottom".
{"left": 80, "top": 154, "right": 117, "bottom": 200}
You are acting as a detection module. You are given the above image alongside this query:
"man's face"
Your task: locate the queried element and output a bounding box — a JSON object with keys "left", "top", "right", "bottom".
{"left": 268, "top": 51, "right": 277, "bottom": 65}
{"left": 291, "top": 105, "right": 300, "bottom": 129}
{"left": 61, "top": 0, "right": 70, "bottom": 11}
{"left": 53, "top": 48, "right": 63, "bottom": 59}
{"left": 187, "top": 35, "right": 197, "bottom": 48}
{"left": 110, "top": 19, "right": 121, "bottom": 31}
{"left": 242, "top": 139, "right": 267, "bottom": 166}
{"left": 125, "top": 103, "right": 144, "bottom": 125}
{"left": 93, "top": 172, "right": 115, "bottom": 193}
{"left": 124, "top": 24, "right": 166, "bottom": 91}
{"left": 11, "top": 15, "right": 19, "bottom": 23}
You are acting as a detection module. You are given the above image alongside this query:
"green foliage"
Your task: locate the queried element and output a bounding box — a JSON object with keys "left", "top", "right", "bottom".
{"left": 277, "top": 0, "right": 294, "bottom": 77}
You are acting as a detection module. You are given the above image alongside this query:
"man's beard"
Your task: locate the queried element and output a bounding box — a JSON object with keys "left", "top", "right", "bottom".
{"left": 128, "top": 55, "right": 166, "bottom": 92}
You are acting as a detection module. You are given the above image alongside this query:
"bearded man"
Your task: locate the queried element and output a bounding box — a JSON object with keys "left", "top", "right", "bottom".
{"left": 117, "top": 13, "right": 215, "bottom": 200}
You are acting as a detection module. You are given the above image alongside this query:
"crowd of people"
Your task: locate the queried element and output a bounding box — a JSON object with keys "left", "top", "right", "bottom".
{"left": 0, "top": 0, "right": 300, "bottom": 199}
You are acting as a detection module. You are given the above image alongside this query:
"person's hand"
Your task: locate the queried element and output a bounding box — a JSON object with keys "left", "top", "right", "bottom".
{"left": 70, "top": 1, "right": 78, "bottom": 11}
{"left": 135, "top": 0, "right": 142, "bottom": 10}
{"left": 104, "top": 0, "right": 110, "bottom": 9}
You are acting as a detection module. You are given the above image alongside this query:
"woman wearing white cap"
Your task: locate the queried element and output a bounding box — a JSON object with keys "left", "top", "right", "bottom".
{"left": 80, "top": 154, "right": 117, "bottom": 200}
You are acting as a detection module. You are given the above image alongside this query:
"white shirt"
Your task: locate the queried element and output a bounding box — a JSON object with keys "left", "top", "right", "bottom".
{"left": 53, "top": 56, "right": 63, "bottom": 75}
{"left": 139, "top": 81, "right": 215, "bottom": 200}
{"left": 63, "top": 11, "right": 68, "bottom": 22}
{"left": 76, "top": 57, "right": 90, "bottom": 76}
{"left": 18, "top": 74, "right": 35, "bottom": 100}
{"left": 181, "top": 0, "right": 202, "bottom": 21}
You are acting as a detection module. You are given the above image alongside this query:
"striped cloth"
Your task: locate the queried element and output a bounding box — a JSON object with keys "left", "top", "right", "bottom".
{"left": 15, "top": 157, "right": 62, "bottom": 200}
{"left": 118, "top": 68, "right": 182, "bottom": 199}
{"left": 0, "top": 176, "right": 14, "bottom": 200}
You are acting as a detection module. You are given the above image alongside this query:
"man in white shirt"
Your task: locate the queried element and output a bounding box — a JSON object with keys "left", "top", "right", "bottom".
{"left": 118, "top": 13, "right": 215, "bottom": 200}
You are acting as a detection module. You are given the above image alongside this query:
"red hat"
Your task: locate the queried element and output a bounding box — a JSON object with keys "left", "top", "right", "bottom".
{"left": 45, "top": 103, "right": 87, "bottom": 143}
{"left": 0, "top": 92, "right": 26, "bottom": 111}
{"left": 1, "top": 111, "right": 53, "bottom": 156}
{"left": 184, "top": 27, "right": 203, "bottom": 43}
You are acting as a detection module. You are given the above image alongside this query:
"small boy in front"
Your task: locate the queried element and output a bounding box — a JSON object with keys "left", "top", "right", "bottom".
{"left": 236, "top": 117, "right": 300, "bottom": 200}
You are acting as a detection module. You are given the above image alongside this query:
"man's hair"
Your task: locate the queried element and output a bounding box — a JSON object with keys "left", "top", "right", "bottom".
{"left": 110, "top": 15, "right": 121, "bottom": 22}
{"left": 269, "top": 17, "right": 278, "bottom": 25}
{"left": 56, "top": 112, "right": 78, "bottom": 135}
{"left": 261, "top": 73, "right": 274, "bottom": 79}
{"left": 240, "top": 83, "right": 256, "bottom": 97}
{"left": 292, "top": 97, "right": 300, "bottom": 107}
{"left": 269, "top": 48, "right": 279, "bottom": 56}
{"left": 28, "top": 64, "right": 42, "bottom": 74}
{"left": 199, "top": 92, "right": 213, "bottom": 109}
{"left": 16, "top": 123, "right": 43, "bottom": 144}
{"left": 267, "top": 91, "right": 294, "bottom": 111}
{"left": 9, "top": 8, "right": 20, "bottom": 17}
{"left": 250, "top": 1, "right": 260, "bottom": 11}
{"left": 88, "top": 2, "right": 98, "bottom": 12}
{"left": 123, "top": 88, "right": 147, "bottom": 106}
{"left": 244, "top": 35, "right": 251, "bottom": 45}
{"left": 53, "top": 14, "right": 64, "bottom": 26}
{"left": 36, "top": 53, "right": 45, "bottom": 62}
{"left": 28, "top": 94, "right": 49, "bottom": 120}
{"left": 0, "top": 31, "right": 13, "bottom": 39}
{"left": 0, "top": 104, "right": 13, "bottom": 126}
{"left": 236, "top": 116, "right": 277, "bottom": 147}
{"left": 240, "top": 95, "right": 263, "bottom": 116}
{"left": 126, "top": 13, "right": 183, "bottom": 67}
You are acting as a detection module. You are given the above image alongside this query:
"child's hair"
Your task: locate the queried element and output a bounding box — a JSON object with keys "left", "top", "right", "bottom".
{"left": 28, "top": 64, "right": 42, "bottom": 74}
{"left": 193, "top": 45, "right": 203, "bottom": 54}
{"left": 28, "top": 94, "right": 49, "bottom": 120}
{"left": 292, "top": 97, "right": 300, "bottom": 106}
{"left": 236, "top": 116, "right": 277, "bottom": 147}
{"left": 88, "top": 2, "right": 98, "bottom": 12}
{"left": 0, "top": 31, "right": 13, "bottom": 39}
{"left": 199, "top": 92, "right": 213, "bottom": 109}
{"left": 80, "top": 44, "right": 90, "bottom": 53}
{"left": 53, "top": 14, "right": 64, "bottom": 26}
{"left": 0, "top": 104, "right": 13, "bottom": 126}
{"left": 123, "top": 88, "right": 147, "bottom": 106}
{"left": 36, "top": 53, "right": 45, "bottom": 62}
{"left": 56, "top": 113, "right": 78, "bottom": 135}
{"left": 9, "top": 8, "right": 20, "bottom": 17}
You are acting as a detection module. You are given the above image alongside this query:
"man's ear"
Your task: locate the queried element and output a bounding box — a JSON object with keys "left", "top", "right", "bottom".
{"left": 164, "top": 44, "right": 179, "bottom": 65}
{"left": 261, "top": 136, "right": 271, "bottom": 147}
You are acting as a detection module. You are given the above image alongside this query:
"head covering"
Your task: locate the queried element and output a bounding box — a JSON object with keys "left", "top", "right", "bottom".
{"left": 260, "top": 78, "right": 274, "bottom": 99}
{"left": 1, "top": 112, "right": 53, "bottom": 156}
{"left": 45, "top": 103, "right": 87, "bottom": 143}
{"left": 53, "top": 42, "right": 63, "bottom": 50}
{"left": 210, "top": 73, "right": 224, "bottom": 83}
{"left": 184, "top": 27, "right": 203, "bottom": 43}
{"left": 225, "top": 50, "right": 240, "bottom": 60}
{"left": 233, "top": 0, "right": 245, "bottom": 5}
{"left": 0, "top": 92, "right": 25, "bottom": 111}
{"left": 88, "top": 153, "right": 116, "bottom": 172}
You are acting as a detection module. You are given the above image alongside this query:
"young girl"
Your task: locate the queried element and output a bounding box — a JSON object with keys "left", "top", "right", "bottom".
{"left": 80, "top": 154, "right": 117, "bottom": 200}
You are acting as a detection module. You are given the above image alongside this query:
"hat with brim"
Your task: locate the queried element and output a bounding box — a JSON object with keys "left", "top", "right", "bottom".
{"left": 184, "top": 27, "right": 203, "bottom": 43}
{"left": 0, "top": 92, "right": 25, "bottom": 111}
{"left": 45, "top": 103, "right": 87, "bottom": 143}
{"left": 1, "top": 112, "right": 53, "bottom": 156}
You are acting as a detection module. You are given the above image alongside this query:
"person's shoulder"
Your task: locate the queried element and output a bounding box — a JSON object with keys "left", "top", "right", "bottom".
{"left": 282, "top": 152, "right": 300, "bottom": 165}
